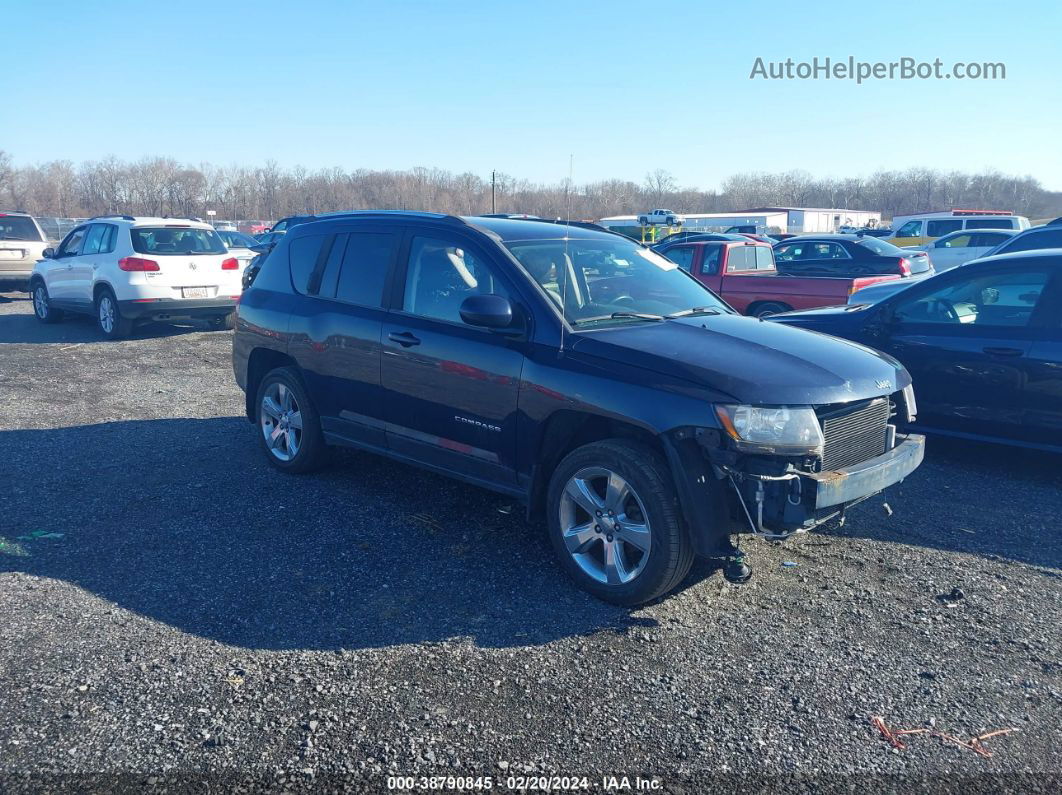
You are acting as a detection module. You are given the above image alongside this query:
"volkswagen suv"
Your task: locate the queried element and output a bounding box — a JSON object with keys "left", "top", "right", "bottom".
{"left": 30, "top": 216, "right": 244, "bottom": 338}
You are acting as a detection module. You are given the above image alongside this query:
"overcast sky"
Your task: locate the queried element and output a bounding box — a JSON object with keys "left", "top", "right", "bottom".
{"left": 6, "top": 0, "right": 1060, "bottom": 190}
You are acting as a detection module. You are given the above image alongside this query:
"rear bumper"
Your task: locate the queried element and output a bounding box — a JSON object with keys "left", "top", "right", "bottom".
{"left": 0, "top": 270, "right": 33, "bottom": 288}
{"left": 118, "top": 298, "right": 236, "bottom": 320}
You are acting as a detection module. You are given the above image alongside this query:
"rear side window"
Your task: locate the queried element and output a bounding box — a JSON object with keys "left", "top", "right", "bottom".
{"left": 130, "top": 227, "right": 226, "bottom": 255}
{"left": 334, "top": 233, "right": 397, "bottom": 306}
{"left": 288, "top": 234, "right": 328, "bottom": 295}
{"left": 82, "top": 224, "right": 109, "bottom": 255}
{"left": 927, "top": 219, "right": 963, "bottom": 236}
{"left": 0, "top": 215, "right": 43, "bottom": 242}
{"left": 754, "top": 246, "right": 775, "bottom": 270}
{"left": 727, "top": 246, "right": 755, "bottom": 271}
{"left": 965, "top": 218, "right": 1014, "bottom": 230}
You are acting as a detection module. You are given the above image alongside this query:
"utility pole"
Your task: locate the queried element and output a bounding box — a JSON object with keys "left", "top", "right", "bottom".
{"left": 491, "top": 170, "right": 496, "bottom": 214}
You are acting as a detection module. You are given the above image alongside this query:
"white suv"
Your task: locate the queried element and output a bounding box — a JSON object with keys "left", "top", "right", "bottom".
{"left": 30, "top": 216, "right": 244, "bottom": 338}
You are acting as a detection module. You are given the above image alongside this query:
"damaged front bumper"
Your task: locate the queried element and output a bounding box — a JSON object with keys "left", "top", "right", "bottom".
{"left": 724, "top": 433, "right": 925, "bottom": 539}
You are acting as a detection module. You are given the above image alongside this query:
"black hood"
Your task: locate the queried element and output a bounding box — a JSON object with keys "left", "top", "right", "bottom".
{"left": 570, "top": 314, "right": 908, "bottom": 405}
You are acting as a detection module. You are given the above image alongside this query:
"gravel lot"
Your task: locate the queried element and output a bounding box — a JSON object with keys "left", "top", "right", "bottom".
{"left": 1, "top": 291, "right": 1060, "bottom": 792}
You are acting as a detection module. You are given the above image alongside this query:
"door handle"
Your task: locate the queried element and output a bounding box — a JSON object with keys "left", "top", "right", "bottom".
{"left": 982, "top": 347, "right": 1023, "bottom": 358}
{"left": 388, "top": 331, "right": 421, "bottom": 347}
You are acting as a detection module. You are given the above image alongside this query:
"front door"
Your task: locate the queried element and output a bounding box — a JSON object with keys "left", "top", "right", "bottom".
{"left": 381, "top": 233, "right": 525, "bottom": 487}
{"left": 867, "top": 264, "right": 1054, "bottom": 442}
{"left": 47, "top": 225, "right": 89, "bottom": 302}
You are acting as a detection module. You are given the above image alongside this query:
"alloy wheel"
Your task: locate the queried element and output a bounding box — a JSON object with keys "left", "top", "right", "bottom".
{"left": 260, "top": 382, "right": 304, "bottom": 462}
{"left": 558, "top": 466, "right": 652, "bottom": 585}
{"left": 33, "top": 286, "right": 49, "bottom": 319}
{"left": 98, "top": 295, "right": 115, "bottom": 333}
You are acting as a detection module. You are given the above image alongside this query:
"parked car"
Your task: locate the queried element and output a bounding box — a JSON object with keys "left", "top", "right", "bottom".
{"left": 905, "top": 228, "right": 1018, "bottom": 272}
{"left": 770, "top": 250, "right": 1062, "bottom": 452}
{"left": 656, "top": 239, "right": 900, "bottom": 317}
{"left": 888, "top": 211, "right": 1030, "bottom": 247}
{"left": 30, "top": 216, "right": 242, "bottom": 338}
{"left": 980, "top": 218, "right": 1062, "bottom": 257}
{"left": 652, "top": 232, "right": 745, "bottom": 248}
{"left": 637, "top": 209, "right": 683, "bottom": 226}
{"left": 0, "top": 212, "right": 51, "bottom": 290}
{"left": 233, "top": 213, "right": 923, "bottom": 604}
{"left": 216, "top": 229, "right": 261, "bottom": 269}
{"left": 773, "top": 235, "right": 932, "bottom": 279}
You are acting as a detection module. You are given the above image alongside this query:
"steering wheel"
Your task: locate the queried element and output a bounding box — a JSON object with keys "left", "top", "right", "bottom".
{"left": 929, "top": 298, "right": 959, "bottom": 322}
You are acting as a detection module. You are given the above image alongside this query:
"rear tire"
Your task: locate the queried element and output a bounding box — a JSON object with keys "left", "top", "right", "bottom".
{"left": 96, "top": 287, "right": 133, "bottom": 339}
{"left": 750, "top": 301, "right": 791, "bottom": 318}
{"left": 209, "top": 311, "right": 236, "bottom": 330}
{"left": 31, "top": 281, "right": 64, "bottom": 323}
{"left": 255, "top": 366, "right": 330, "bottom": 473}
{"left": 546, "top": 439, "right": 694, "bottom": 606}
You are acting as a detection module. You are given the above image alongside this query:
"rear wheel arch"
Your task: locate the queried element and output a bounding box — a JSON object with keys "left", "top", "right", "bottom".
{"left": 244, "top": 348, "right": 298, "bottom": 421}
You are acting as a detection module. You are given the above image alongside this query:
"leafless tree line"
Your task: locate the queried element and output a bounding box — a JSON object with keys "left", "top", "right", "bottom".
{"left": 1, "top": 151, "right": 1058, "bottom": 224}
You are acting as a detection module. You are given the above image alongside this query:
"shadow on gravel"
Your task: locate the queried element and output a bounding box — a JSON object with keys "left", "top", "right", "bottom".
{"left": 820, "top": 435, "right": 1062, "bottom": 571}
{"left": 0, "top": 418, "right": 658, "bottom": 650}
{"left": 0, "top": 310, "right": 227, "bottom": 344}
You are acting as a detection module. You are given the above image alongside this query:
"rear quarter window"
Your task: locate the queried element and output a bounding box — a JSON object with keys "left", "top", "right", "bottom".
{"left": 288, "top": 234, "right": 328, "bottom": 294}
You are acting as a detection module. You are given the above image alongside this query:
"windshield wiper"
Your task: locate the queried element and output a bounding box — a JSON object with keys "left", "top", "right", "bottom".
{"left": 664, "top": 306, "right": 722, "bottom": 319}
{"left": 573, "top": 311, "right": 665, "bottom": 326}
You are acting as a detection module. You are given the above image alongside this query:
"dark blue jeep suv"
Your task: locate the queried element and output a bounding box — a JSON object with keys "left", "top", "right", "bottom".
{"left": 233, "top": 213, "right": 924, "bottom": 605}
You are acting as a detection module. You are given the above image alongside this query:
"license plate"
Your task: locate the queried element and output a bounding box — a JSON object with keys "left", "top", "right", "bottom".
{"left": 182, "top": 287, "right": 209, "bottom": 299}
{"left": 0, "top": 249, "right": 23, "bottom": 259}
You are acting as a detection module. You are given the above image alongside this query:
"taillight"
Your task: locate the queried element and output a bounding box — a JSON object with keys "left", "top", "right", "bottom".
{"left": 221, "top": 258, "right": 239, "bottom": 270}
{"left": 118, "top": 256, "right": 160, "bottom": 272}
{"left": 897, "top": 257, "right": 911, "bottom": 276}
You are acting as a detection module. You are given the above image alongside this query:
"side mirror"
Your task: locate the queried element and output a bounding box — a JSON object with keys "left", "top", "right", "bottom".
{"left": 42, "top": 247, "right": 56, "bottom": 259}
{"left": 459, "top": 294, "right": 514, "bottom": 329}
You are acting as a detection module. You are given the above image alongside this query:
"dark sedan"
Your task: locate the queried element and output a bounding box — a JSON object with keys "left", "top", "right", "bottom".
{"left": 769, "top": 250, "right": 1062, "bottom": 452}
{"left": 774, "top": 234, "right": 932, "bottom": 278}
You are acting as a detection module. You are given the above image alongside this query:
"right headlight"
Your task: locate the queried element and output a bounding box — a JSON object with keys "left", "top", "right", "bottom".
{"left": 714, "top": 404, "right": 825, "bottom": 456}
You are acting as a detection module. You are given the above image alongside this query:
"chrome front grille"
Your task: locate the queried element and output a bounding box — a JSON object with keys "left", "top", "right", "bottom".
{"left": 818, "top": 398, "right": 890, "bottom": 471}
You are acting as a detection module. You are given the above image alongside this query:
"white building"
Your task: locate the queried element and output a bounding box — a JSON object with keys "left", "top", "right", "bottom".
{"left": 597, "top": 207, "right": 882, "bottom": 236}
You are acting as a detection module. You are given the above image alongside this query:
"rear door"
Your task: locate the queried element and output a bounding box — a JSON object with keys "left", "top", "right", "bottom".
{"left": 870, "top": 263, "right": 1054, "bottom": 442}
{"left": 380, "top": 231, "right": 525, "bottom": 488}
{"left": 72, "top": 223, "right": 113, "bottom": 301}
{"left": 285, "top": 226, "right": 397, "bottom": 450}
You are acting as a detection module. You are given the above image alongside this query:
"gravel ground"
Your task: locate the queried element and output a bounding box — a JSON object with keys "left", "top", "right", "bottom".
{"left": 1, "top": 291, "right": 1060, "bottom": 793}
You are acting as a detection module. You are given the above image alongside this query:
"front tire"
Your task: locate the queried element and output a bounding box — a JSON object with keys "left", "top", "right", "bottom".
{"left": 31, "top": 281, "right": 64, "bottom": 323}
{"left": 96, "top": 287, "right": 133, "bottom": 339}
{"left": 255, "top": 366, "right": 330, "bottom": 473}
{"left": 546, "top": 439, "right": 694, "bottom": 605}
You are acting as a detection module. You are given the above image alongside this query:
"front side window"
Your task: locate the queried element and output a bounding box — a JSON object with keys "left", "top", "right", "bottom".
{"left": 936, "top": 234, "right": 972, "bottom": 249}
{"left": 927, "top": 219, "right": 963, "bottom": 237}
{"left": 895, "top": 221, "right": 922, "bottom": 237}
{"left": 57, "top": 226, "right": 87, "bottom": 257}
{"left": 0, "top": 215, "right": 43, "bottom": 242}
{"left": 130, "top": 227, "right": 226, "bottom": 255}
{"left": 504, "top": 237, "right": 729, "bottom": 327}
{"left": 403, "top": 236, "right": 507, "bottom": 324}
{"left": 892, "top": 269, "right": 1050, "bottom": 327}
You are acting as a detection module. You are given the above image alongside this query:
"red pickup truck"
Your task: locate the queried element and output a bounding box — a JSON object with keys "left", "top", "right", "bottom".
{"left": 657, "top": 240, "right": 899, "bottom": 317}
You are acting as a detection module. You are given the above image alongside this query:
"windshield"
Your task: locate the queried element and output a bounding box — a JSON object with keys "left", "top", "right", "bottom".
{"left": 0, "top": 215, "right": 43, "bottom": 242}
{"left": 217, "top": 230, "right": 258, "bottom": 249}
{"left": 505, "top": 237, "right": 731, "bottom": 327}
{"left": 130, "top": 226, "right": 227, "bottom": 255}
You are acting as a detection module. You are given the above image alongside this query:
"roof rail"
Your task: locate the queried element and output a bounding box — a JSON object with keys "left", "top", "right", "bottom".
{"left": 496, "top": 216, "right": 636, "bottom": 240}
{"left": 87, "top": 214, "right": 136, "bottom": 221}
